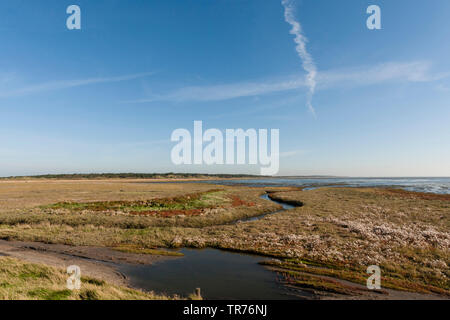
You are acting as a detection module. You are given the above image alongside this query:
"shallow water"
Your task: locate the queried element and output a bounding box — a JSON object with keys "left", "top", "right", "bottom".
{"left": 118, "top": 248, "right": 302, "bottom": 300}
{"left": 235, "top": 193, "right": 295, "bottom": 223}
{"left": 117, "top": 194, "right": 301, "bottom": 300}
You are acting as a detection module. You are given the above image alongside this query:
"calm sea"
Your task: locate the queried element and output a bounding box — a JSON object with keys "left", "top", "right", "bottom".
{"left": 200, "top": 177, "right": 450, "bottom": 194}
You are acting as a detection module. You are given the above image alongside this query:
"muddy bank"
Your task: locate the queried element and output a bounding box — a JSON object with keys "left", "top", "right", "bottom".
{"left": 0, "top": 240, "right": 446, "bottom": 300}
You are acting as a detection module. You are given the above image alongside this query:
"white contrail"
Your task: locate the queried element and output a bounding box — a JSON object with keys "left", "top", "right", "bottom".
{"left": 125, "top": 61, "right": 446, "bottom": 103}
{"left": 281, "top": 0, "right": 317, "bottom": 116}
{"left": 0, "top": 72, "right": 155, "bottom": 98}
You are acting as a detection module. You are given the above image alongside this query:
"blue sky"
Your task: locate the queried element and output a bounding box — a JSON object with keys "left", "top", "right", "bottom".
{"left": 0, "top": 0, "right": 449, "bottom": 177}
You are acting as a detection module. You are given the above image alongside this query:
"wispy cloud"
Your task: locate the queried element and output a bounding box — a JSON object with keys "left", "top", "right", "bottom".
{"left": 126, "top": 61, "right": 448, "bottom": 104}
{"left": 0, "top": 72, "right": 19, "bottom": 86}
{"left": 436, "top": 84, "right": 450, "bottom": 92}
{"left": 0, "top": 72, "right": 154, "bottom": 98}
{"left": 281, "top": 0, "right": 317, "bottom": 116}
{"left": 280, "top": 149, "right": 308, "bottom": 158}
{"left": 320, "top": 61, "right": 448, "bottom": 87}
{"left": 127, "top": 77, "right": 305, "bottom": 103}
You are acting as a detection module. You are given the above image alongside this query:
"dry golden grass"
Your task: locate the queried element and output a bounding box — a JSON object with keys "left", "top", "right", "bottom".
{"left": 0, "top": 179, "right": 220, "bottom": 212}
{"left": 0, "top": 181, "right": 279, "bottom": 247}
{"left": 0, "top": 256, "right": 175, "bottom": 300}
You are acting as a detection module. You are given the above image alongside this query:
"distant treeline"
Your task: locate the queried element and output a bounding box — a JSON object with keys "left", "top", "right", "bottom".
{"left": 2, "top": 173, "right": 261, "bottom": 180}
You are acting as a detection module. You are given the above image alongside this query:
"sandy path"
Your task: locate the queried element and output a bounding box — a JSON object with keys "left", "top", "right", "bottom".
{"left": 0, "top": 240, "right": 174, "bottom": 287}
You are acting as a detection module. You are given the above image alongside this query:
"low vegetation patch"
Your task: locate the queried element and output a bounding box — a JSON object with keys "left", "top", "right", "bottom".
{"left": 262, "top": 257, "right": 449, "bottom": 296}
{"left": 278, "top": 270, "right": 367, "bottom": 296}
{"left": 377, "top": 188, "right": 450, "bottom": 201}
{"left": 42, "top": 190, "right": 228, "bottom": 216}
{"left": 112, "top": 244, "right": 184, "bottom": 256}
